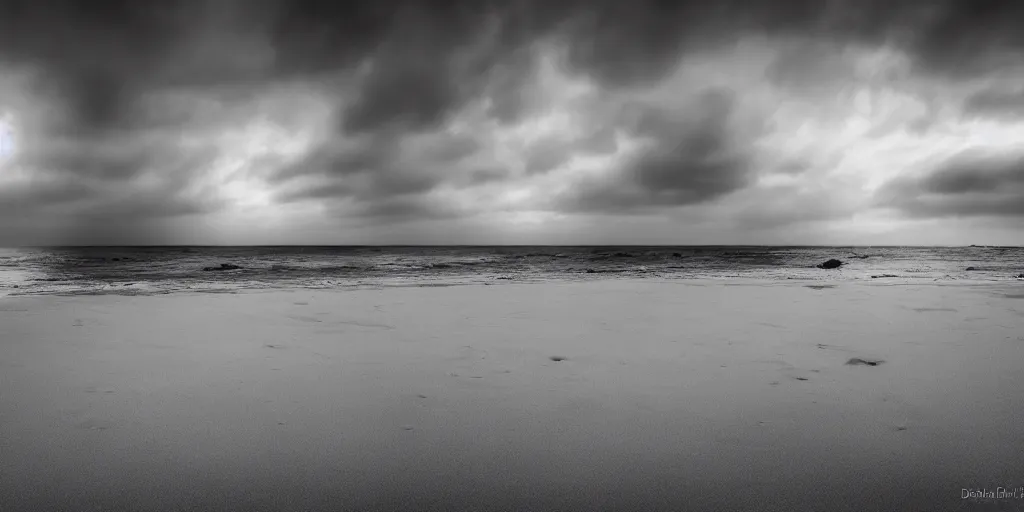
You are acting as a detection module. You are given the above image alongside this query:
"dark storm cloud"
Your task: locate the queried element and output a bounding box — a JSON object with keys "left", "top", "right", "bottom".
{"left": 6, "top": 0, "right": 1024, "bottom": 135}
{"left": 907, "top": 0, "right": 1024, "bottom": 77}
{"left": 0, "top": 1, "right": 199, "bottom": 134}
{"left": 268, "top": 0, "right": 560, "bottom": 133}
{"left": 4, "top": 0, "right": 1024, "bottom": 243}
{"left": 876, "top": 150, "right": 1024, "bottom": 218}
{"left": 1, "top": 136, "right": 224, "bottom": 246}
{"left": 25, "top": 143, "right": 157, "bottom": 182}
{"left": 0, "top": 179, "right": 93, "bottom": 216}
{"left": 559, "top": 87, "right": 754, "bottom": 213}
{"left": 272, "top": 128, "right": 478, "bottom": 210}
{"left": 962, "top": 88, "right": 1024, "bottom": 119}
{"left": 357, "top": 195, "right": 465, "bottom": 221}
{"left": 17, "top": 137, "right": 222, "bottom": 193}
{"left": 222, "top": 0, "right": 1024, "bottom": 138}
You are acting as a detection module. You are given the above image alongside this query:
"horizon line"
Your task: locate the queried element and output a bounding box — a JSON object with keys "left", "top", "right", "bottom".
{"left": 3, "top": 244, "right": 1018, "bottom": 249}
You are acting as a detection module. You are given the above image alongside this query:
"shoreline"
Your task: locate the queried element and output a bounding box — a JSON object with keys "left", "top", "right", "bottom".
{"left": 3, "top": 272, "right": 1023, "bottom": 300}
{"left": 3, "top": 245, "right": 1022, "bottom": 298}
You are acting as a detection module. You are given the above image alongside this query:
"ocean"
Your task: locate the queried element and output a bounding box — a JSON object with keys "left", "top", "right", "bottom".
{"left": 0, "top": 246, "right": 1021, "bottom": 296}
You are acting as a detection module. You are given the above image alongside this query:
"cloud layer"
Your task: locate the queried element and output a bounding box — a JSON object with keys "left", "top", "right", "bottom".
{"left": 1, "top": 0, "right": 1023, "bottom": 245}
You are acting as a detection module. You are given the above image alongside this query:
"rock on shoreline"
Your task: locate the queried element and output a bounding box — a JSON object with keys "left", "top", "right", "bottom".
{"left": 202, "top": 263, "right": 243, "bottom": 272}
{"left": 816, "top": 259, "right": 844, "bottom": 269}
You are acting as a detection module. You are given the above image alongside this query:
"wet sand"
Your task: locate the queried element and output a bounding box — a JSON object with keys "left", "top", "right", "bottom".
{"left": 2, "top": 279, "right": 1023, "bottom": 511}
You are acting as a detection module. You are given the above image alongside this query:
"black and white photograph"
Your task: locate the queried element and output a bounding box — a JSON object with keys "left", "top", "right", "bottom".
{"left": 1, "top": 0, "right": 1024, "bottom": 510}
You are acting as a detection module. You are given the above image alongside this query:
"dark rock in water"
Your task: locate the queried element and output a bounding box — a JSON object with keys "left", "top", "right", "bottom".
{"left": 111, "top": 258, "right": 121, "bottom": 261}
{"left": 203, "top": 263, "right": 243, "bottom": 272}
{"left": 871, "top": 274, "right": 898, "bottom": 278}
{"left": 846, "top": 357, "right": 884, "bottom": 367}
{"left": 1017, "top": 273, "right": 1024, "bottom": 279}
{"left": 965, "top": 267, "right": 977, "bottom": 271}
{"left": 613, "top": 252, "right": 633, "bottom": 258}
{"left": 672, "top": 252, "right": 683, "bottom": 258}
{"left": 816, "top": 259, "right": 843, "bottom": 269}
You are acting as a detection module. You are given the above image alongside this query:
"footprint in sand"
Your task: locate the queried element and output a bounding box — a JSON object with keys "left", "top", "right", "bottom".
{"left": 757, "top": 359, "right": 813, "bottom": 381}
{"left": 264, "top": 344, "right": 287, "bottom": 349}
{"left": 328, "top": 319, "right": 396, "bottom": 330}
{"left": 287, "top": 315, "right": 322, "bottom": 323}
{"left": 818, "top": 345, "right": 885, "bottom": 366}
{"left": 816, "top": 343, "right": 858, "bottom": 354}
{"left": 84, "top": 387, "right": 116, "bottom": 394}
{"left": 293, "top": 301, "right": 309, "bottom": 306}
{"left": 76, "top": 419, "right": 113, "bottom": 431}
{"left": 769, "top": 362, "right": 813, "bottom": 381}
{"left": 756, "top": 358, "right": 795, "bottom": 370}
{"left": 449, "top": 345, "right": 489, "bottom": 362}
{"left": 805, "top": 285, "right": 836, "bottom": 290}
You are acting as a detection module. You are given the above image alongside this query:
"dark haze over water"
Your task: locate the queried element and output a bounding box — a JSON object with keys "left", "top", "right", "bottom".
{"left": 1, "top": 246, "right": 1021, "bottom": 296}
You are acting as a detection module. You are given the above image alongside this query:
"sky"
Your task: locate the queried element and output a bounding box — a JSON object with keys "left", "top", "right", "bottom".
{"left": 0, "top": 0, "right": 1023, "bottom": 246}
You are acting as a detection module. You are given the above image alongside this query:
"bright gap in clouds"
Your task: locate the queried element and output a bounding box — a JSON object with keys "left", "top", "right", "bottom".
{"left": 216, "top": 121, "right": 308, "bottom": 209}
{"left": 196, "top": 88, "right": 338, "bottom": 238}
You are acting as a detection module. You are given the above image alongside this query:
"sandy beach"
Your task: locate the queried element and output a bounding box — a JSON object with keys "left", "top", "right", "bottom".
{"left": 2, "top": 279, "right": 1023, "bottom": 511}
